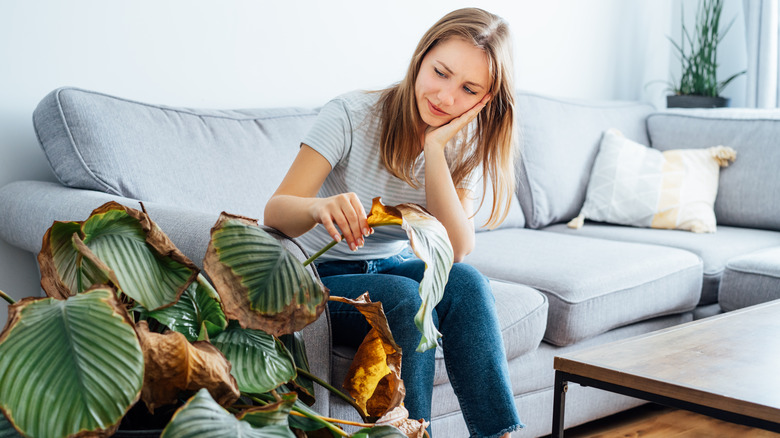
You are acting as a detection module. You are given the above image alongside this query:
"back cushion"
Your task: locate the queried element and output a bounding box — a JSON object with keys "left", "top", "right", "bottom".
{"left": 515, "top": 92, "right": 655, "bottom": 228}
{"left": 647, "top": 109, "right": 780, "bottom": 231}
{"left": 33, "top": 87, "right": 318, "bottom": 218}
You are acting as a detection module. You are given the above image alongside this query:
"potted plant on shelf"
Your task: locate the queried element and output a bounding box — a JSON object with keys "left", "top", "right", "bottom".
{"left": 0, "top": 198, "right": 452, "bottom": 438}
{"left": 666, "top": 0, "right": 746, "bottom": 108}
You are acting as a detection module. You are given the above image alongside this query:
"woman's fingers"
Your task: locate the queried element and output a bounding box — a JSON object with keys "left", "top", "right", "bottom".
{"left": 316, "top": 193, "right": 368, "bottom": 251}
{"left": 425, "top": 93, "right": 492, "bottom": 148}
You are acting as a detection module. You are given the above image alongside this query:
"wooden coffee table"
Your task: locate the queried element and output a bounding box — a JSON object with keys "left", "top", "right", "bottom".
{"left": 552, "top": 300, "right": 780, "bottom": 436}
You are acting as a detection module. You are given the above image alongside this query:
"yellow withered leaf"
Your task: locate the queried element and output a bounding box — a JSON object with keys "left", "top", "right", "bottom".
{"left": 330, "top": 293, "right": 405, "bottom": 419}
{"left": 366, "top": 198, "right": 404, "bottom": 227}
{"left": 135, "top": 321, "right": 239, "bottom": 412}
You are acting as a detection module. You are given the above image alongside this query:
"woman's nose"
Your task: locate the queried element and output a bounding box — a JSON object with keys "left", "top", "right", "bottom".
{"left": 437, "top": 88, "right": 455, "bottom": 107}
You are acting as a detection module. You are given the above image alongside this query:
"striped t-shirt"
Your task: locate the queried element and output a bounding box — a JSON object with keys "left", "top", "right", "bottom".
{"left": 295, "top": 90, "right": 477, "bottom": 262}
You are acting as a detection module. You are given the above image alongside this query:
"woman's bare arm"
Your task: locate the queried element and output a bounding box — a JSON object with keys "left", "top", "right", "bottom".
{"left": 264, "top": 145, "right": 370, "bottom": 251}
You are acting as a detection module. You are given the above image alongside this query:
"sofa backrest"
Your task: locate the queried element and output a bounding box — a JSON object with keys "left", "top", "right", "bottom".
{"left": 647, "top": 109, "right": 780, "bottom": 231}
{"left": 33, "top": 87, "right": 318, "bottom": 219}
{"left": 515, "top": 92, "right": 656, "bottom": 229}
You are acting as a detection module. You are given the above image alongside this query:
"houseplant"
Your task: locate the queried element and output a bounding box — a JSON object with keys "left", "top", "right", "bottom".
{"left": 0, "top": 198, "right": 452, "bottom": 438}
{"left": 666, "top": 0, "right": 746, "bottom": 108}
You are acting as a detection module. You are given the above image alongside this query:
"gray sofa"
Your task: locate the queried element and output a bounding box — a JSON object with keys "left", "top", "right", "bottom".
{"left": 1, "top": 87, "right": 778, "bottom": 437}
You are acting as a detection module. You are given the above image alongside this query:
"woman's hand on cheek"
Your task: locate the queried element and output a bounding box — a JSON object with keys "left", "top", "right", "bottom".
{"left": 424, "top": 93, "right": 491, "bottom": 152}
{"left": 310, "top": 193, "right": 370, "bottom": 251}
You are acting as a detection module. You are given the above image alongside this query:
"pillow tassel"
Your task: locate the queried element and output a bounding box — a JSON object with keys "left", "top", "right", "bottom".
{"left": 567, "top": 213, "right": 585, "bottom": 229}
{"left": 709, "top": 146, "right": 737, "bottom": 167}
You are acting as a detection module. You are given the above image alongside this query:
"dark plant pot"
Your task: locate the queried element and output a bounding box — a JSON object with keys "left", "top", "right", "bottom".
{"left": 666, "top": 94, "right": 730, "bottom": 108}
{"left": 112, "top": 402, "right": 177, "bottom": 438}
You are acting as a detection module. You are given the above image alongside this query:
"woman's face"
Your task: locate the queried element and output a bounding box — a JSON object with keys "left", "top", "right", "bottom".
{"left": 415, "top": 37, "right": 491, "bottom": 129}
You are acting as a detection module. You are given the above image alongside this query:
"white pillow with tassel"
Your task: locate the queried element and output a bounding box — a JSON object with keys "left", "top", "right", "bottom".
{"left": 568, "top": 128, "right": 736, "bottom": 233}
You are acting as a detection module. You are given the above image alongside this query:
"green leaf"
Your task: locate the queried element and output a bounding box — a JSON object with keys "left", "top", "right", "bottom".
{"left": 211, "top": 321, "right": 297, "bottom": 393}
{"left": 399, "top": 204, "right": 454, "bottom": 352}
{"left": 239, "top": 392, "right": 296, "bottom": 427}
{"left": 84, "top": 207, "right": 197, "bottom": 310}
{"left": 138, "top": 274, "right": 228, "bottom": 341}
{"left": 350, "top": 426, "right": 407, "bottom": 438}
{"left": 161, "top": 389, "right": 295, "bottom": 438}
{"left": 38, "top": 221, "right": 117, "bottom": 299}
{"left": 204, "top": 214, "right": 328, "bottom": 336}
{"left": 280, "top": 332, "right": 316, "bottom": 405}
{"left": 0, "top": 288, "right": 144, "bottom": 438}
{"left": 38, "top": 202, "right": 199, "bottom": 311}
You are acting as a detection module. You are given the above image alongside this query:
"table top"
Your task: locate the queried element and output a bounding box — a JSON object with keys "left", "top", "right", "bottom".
{"left": 554, "top": 300, "right": 780, "bottom": 423}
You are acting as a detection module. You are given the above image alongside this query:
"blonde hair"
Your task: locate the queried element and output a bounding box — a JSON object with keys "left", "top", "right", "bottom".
{"left": 377, "top": 7, "right": 517, "bottom": 229}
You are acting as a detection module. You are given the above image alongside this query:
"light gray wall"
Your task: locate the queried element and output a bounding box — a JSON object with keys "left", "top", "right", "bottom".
{"left": 0, "top": 0, "right": 746, "bottom": 326}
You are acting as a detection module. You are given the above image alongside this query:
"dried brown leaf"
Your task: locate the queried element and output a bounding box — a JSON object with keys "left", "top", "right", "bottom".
{"left": 135, "top": 321, "right": 239, "bottom": 412}
{"left": 375, "top": 405, "right": 429, "bottom": 438}
{"left": 330, "top": 293, "right": 405, "bottom": 418}
{"left": 204, "top": 212, "right": 327, "bottom": 336}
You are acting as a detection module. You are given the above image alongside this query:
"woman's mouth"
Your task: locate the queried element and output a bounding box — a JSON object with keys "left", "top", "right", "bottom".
{"left": 427, "top": 99, "right": 449, "bottom": 117}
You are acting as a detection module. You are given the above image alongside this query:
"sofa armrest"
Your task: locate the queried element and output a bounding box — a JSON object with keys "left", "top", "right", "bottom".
{"left": 0, "top": 180, "right": 333, "bottom": 414}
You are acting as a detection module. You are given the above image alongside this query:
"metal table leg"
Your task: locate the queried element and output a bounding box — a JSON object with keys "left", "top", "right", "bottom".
{"left": 551, "top": 371, "right": 568, "bottom": 437}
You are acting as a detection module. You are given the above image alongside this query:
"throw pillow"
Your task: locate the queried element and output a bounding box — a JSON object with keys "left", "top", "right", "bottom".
{"left": 567, "top": 128, "right": 736, "bottom": 233}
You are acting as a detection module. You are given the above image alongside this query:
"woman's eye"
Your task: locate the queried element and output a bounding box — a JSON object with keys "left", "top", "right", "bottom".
{"left": 434, "top": 67, "right": 446, "bottom": 78}
{"left": 464, "top": 86, "right": 477, "bottom": 95}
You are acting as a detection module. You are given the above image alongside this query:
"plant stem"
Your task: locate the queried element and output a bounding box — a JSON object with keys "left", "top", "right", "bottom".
{"left": 289, "top": 411, "right": 373, "bottom": 428}
{"left": 290, "top": 405, "right": 350, "bottom": 437}
{"left": 0, "top": 290, "right": 15, "bottom": 305}
{"left": 303, "top": 222, "right": 398, "bottom": 267}
{"left": 297, "top": 367, "right": 367, "bottom": 422}
{"left": 246, "top": 393, "right": 349, "bottom": 437}
{"left": 303, "top": 238, "right": 340, "bottom": 267}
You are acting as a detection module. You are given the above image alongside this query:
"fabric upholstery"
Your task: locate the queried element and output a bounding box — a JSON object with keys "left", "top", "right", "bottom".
{"left": 647, "top": 109, "right": 780, "bottom": 231}
{"left": 514, "top": 92, "right": 655, "bottom": 229}
{"left": 466, "top": 229, "right": 702, "bottom": 346}
{"left": 545, "top": 222, "right": 780, "bottom": 304}
{"left": 571, "top": 128, "right": 736, "bottom": 233}
{"left": 719, "top": 247, "right": 780, "bottom": 311}
{"left": 33, "top": 87, "right": 318, "bottom": 219}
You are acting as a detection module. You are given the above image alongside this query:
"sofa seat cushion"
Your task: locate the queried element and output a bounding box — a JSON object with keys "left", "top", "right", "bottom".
{"left": 515, "top": 92, "right": 655, "bottom": 229}
{"left": 331, "top": 281, "right": 547, "bottom": 387}
{"left": 545, "top": 223, "right": 780, "bottom": 305}
{"left": 33, "top": 87, "right": 318, "bottom": 218}
{"left": 719, "top": 247, "right": 780, "bottom": 312}
{"left": 465, "top": 229, "right": 702, "bottom": 346}
{"left": 648, "top": 109, "right": 780, "bottom": 231}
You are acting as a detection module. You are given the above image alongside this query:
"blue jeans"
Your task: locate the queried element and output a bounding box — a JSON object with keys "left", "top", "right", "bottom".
{"left": 318, "top": 249, "right": 523, "bottom": 438}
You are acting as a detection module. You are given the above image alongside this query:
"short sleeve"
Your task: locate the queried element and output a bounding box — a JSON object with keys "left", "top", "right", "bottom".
{"left": 301, "top": 98, "right": 353, "bottom": 168}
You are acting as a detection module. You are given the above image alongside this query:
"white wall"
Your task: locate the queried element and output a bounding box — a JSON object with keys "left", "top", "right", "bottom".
{"left": 0, "top": 0, "right": 746, "bottom": 325}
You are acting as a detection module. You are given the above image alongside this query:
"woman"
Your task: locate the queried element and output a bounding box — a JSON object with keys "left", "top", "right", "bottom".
{"left": 265, "top": 8, "right": 522, "bottom": 438}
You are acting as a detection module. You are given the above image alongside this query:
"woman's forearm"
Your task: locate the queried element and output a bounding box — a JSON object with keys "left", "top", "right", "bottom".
{"left": 423, "top": 146, "right": 475, "bottom": 262}
{"left": 264, "top": 195, "right": 318, "bottom": 238}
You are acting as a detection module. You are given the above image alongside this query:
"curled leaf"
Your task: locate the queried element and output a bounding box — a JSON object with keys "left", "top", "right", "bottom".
{"left": 38, "top": 202, "right": 199, "bottom": 311}
{"left": 136, "top": 321, "right": 239, "bottom": 412}
{"left": 331, "top": 293, "right": 404, "bottom": 419}
{"left": 204, "top": 213, "right": 328, "bottom": 336}
{"left": 367, "top": 198, "right": 454, "bottom": 352}
{"left": 375, "top": 406, "right": 429, "bottom": 438}
{"left": 366, "top": 199, "right": 404, "bottom": 227}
